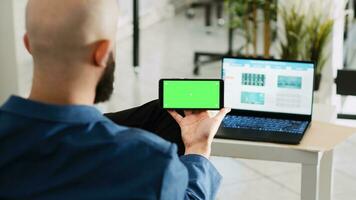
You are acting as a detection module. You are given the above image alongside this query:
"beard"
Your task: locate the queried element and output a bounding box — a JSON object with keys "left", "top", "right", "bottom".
{"left": 94, "top": 52, "right": 116, "bottom": 104}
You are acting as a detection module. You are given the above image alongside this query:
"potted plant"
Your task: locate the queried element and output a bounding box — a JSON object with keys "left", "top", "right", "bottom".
{"left": 263, "top": 0, "right": 277, "bottom": 58}
{"left": 227, "top": 0, "right": 253, "bottom": 55}
{"left": 278, "top": 5, "right": 307, "bottom": 60}
{"left": 303, "top": 16, "right": 334, "bottom": 91}
{"left": 227, "top": 0, "right": 277, "bottom": 58}
{"left": 278, "top": 3, "right": 334, "bottom": 91}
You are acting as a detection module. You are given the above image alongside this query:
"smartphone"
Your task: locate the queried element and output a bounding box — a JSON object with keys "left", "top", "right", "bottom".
{"left": 159, "top": 79, "right": 224, "bottom": 110}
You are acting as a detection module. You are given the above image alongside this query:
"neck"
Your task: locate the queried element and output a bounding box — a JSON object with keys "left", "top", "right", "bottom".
{"left": 29, "top": 67, "right": 97, "bottom": 106}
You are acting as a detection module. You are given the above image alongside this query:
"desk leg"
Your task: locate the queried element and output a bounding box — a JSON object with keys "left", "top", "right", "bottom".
{"left": 301, "top": 163, "right": 319, "bottom": 200}
{"left": 319, "top": 151, "right": 334, "bottom": 200}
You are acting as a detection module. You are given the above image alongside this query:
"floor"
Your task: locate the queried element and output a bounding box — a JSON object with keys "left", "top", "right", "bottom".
{"left": 103, "top": 11, "right": 356, "bottom": 200}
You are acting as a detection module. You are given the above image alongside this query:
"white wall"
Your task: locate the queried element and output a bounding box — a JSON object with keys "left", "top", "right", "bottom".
{"left": 0, "top": 0, "right": 20, "bottom": 104}
{"left": 13, "top": 0, "right": 33, "bottom": 97}
{"left": 0, "top": 0, "right": 33, "bottom": 104}
{"left": 117, "top": 0, "right": 174, "bottom": 40}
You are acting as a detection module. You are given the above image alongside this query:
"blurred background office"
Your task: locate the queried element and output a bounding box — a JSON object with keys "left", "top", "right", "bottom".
{"left": 1, "top": 0, "right": 356, "bottom": 199}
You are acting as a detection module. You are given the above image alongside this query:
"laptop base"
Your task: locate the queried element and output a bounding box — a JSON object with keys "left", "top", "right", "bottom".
{"left": 216, "top": 127, "right": 305, "bottom": 145}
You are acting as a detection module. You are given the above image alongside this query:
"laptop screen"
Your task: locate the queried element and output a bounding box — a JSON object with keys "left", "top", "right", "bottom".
{"left": 222, "top": 58, "right": 314, "bottom": 115}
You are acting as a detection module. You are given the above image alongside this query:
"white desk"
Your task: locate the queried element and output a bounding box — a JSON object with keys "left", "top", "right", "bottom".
{"left": 212, "top": 121, "right": 356, "bottom": 200}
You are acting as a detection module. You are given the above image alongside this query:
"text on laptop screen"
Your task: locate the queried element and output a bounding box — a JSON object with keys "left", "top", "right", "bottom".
{"left": 222, "top": 58, "right": 314, "bottom": 115}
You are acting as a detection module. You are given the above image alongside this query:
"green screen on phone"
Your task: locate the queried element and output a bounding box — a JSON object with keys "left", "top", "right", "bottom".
{"left": 163, "top": 80, "right": 221, "bottom": 109}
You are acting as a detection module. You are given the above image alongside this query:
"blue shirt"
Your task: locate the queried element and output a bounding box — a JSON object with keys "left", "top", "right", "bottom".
{"left": 0, "top": 96, "right": 221, "bottom": 200}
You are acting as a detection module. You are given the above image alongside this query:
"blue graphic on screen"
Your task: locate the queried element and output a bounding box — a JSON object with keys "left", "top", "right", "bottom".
{"left": 278, "top": 76, "right": 302, "bottom": 89}
{"left": 242, "top": 73, "right": 265, "bottom": 86}
{"left": 241, "top": 92, "right": 265, "bottom": 105}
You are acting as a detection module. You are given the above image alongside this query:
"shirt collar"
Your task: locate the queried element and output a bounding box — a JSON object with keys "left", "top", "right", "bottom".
{"left": 1, "top": 96, "right": 107, "bottom": 124}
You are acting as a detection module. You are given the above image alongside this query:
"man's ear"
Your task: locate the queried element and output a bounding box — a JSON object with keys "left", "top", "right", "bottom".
{"left": 23, "top": 33, "right": 32, "bottom": 54}
{"left": 93, "top": 40, "right": 111, "bottom": 68}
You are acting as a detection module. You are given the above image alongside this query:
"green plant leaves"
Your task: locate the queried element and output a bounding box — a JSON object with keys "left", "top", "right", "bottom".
{"left": 279, "top": 6, "right": 307, "bottom": 60}
{"left": 279, "top": 4, "right": 334, "bottom": 74}
{"left": 226, "top": 0, "right": 277, "bottom": 56}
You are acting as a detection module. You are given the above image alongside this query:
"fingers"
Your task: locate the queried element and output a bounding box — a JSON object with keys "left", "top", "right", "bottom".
{"left": 208, "top": 110, "right": 219, "bottom": 117}
{"left": 214, "top": 108, "right": 231, "bottom": 121}
{"left": 168, "top": 110, "right": 184, "bottom": 124}
{"left": 184, "top": 110, "right": 209, "bottom": 117}
{"left": 184, "top": 110, "right": 193, "bottom": 116}
{"left": 193, "top": 110, "right": 211, "bottom": 118}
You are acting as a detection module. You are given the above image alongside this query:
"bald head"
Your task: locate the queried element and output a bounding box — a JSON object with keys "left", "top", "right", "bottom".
{"left": 26, "top": 0, "right": 119, "bottom": 105}
{"left": 25, "top": 0, "right": 118, "bottom": 66}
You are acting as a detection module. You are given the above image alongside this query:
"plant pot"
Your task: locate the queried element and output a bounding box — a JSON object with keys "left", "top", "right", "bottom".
{"left": 314, "top": 74, "right": 322, "bottom": 91}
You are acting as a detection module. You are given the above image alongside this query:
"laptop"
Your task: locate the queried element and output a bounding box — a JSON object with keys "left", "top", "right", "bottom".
{"left": 216, "top": 57, "right": 315, "bottom": 144}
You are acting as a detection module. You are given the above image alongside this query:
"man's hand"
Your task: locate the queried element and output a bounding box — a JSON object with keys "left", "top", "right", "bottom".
{"left": 168, "top": 108, "right": 231, "bottom": 158}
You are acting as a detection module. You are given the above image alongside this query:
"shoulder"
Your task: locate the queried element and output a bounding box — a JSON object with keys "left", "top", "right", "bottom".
{"left": 119, "top": 127, "right": 177, "bottom": 157}
{"left": 98, "top": 120, "right": 178, "bottom": 158}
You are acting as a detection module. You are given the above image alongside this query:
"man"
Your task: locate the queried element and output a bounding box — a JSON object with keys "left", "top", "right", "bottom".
{"left": 0, "top": 0, "right": 230, "bottom": 199}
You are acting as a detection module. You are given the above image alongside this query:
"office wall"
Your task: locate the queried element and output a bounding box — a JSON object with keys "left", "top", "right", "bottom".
{"left": 0, "top": 0, "right": 20, "bottom": 104}
{"left": 13, "top": 0, "right": 33, "bottom": 97}
{"left": 169, "top": 0, "right": 188, "bottom": 11}
{"left": 0, "top": 0, "right": 32, "bottom": 104}
{"left": 117, "top": 0, "right": 174, "bottom": 40}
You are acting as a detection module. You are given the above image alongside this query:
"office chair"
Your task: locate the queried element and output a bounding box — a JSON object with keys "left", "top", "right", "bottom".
{"left": 188, "top": 0, "right": 235, "bottom": 75}
{"left": 185, "top": 0, "right": 225, "bottom": 28}
{"left": 354, "top": 0, "right": 356, "bottom": 18}
{"left": 335, "top": 70, "right": 356, "bottom": 120}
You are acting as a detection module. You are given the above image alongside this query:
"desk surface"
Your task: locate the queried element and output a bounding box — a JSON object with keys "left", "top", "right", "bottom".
{"left": 214, "top": 121, "right": 356, "bottom": 152}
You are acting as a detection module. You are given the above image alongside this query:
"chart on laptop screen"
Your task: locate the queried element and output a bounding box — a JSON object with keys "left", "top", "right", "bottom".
{"left": 222, "top": 58, "right": 314, "bottom": 115}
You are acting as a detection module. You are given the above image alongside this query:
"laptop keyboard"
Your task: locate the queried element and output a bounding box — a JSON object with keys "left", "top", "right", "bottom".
{"left": 222, "top": 115, "right": 309, "bottom": 135}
